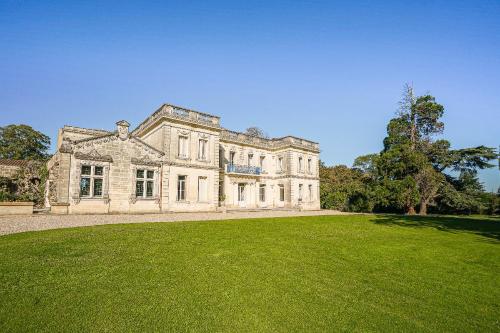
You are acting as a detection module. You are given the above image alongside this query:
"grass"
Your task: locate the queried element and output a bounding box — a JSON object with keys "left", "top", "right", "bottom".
{"left": 0, "top": 215, "right": 499, "bottom": 332}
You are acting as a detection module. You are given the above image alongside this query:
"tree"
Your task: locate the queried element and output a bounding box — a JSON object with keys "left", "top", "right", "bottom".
{"left": 321, "top": 84, "right": 497, "bottom": 215}
{"left": 0, "top": 125, "right": 50, "bottom": 160}
{"left": 415, "top": 165, "right": 445, "bottom": 215}
{"left": 319, "top": 162, "right": 372, "bottom": 211}
{"left": 244, "top": 127, "right": 268, "bottom": 138}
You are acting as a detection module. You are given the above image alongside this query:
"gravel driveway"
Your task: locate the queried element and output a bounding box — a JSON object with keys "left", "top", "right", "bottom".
{"left": 0, "top": 210, "right": 347, "bottom": 235}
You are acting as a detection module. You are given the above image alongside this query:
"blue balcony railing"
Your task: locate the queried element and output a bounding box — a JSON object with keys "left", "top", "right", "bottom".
{"left": 226, "top": 164, "right": 261, "bottom": 175}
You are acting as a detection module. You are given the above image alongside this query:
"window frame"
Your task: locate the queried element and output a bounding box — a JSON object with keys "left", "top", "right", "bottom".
{"left": 177, "top": 175, "right": 187, "bottom": 201}
{"left": 259, "top": 155, "right": 265, "bottom": 171}
{"left": 277, "top": 157, "right": 283, "bottom": 172}
{"left": 197, "top": 176, "right": 208, "bottom": 202}
{"left": 79, "top": 165, "right": 104, "bottom": 198}
{"left": 259, "top": 184, "right": 266, "bottom": 202}
{"left": 279, "top": 184, "right": 285, "bottom": 202}
{"left": 198, "top": 138, "right": 208, "bottom": 160}
{"left": 178, "top": 135, "right": 189, "bottom": 159}
{"left": 135, "top": 169, "right": 155, "bottom": 199}
{"left": 298, "top": 184, "right": 303, "bottom": 201}
{"left": 229, "top": 151, "right": 235, "bottom": 166}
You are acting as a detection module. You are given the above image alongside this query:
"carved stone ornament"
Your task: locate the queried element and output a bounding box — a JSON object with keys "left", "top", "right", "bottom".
{"left": 74, "top": 149, "right": 113, "bottom": 162}
{"left": 59, "top": 143, "right": 73, "bottom": 153}
{"left": 131, "top": 156, "right": 162, "bottom": 167}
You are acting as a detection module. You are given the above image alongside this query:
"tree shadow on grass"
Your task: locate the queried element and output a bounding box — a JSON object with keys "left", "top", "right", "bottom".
{"left": 372, "top": 214, "right": 500, "bottom": 242}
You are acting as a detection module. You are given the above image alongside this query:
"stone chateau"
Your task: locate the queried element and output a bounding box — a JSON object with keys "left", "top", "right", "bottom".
{"left": 47, "top": 104, "right": 320, "bottom": 214}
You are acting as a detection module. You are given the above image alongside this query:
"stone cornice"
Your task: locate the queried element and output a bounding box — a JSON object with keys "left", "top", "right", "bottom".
{"left": 62, "top": 125, "right": 112, "bottom": 136}
{"left": 220, "top": 130, "right": 320, "bottom": 153}
{"left": 132, "top": 104, "right": 221, "bottom": 137}
{"left": 166, "top": 161, "right": 219, "bottom": 170}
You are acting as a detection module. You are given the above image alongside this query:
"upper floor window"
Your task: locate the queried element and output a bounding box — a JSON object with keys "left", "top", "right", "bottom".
{"left": 259, "top": 156, "right": 265, "bottom": 171}
{"left": 198, "top": 139, "right": 208, "bottom": 160}
{"left": 248, "top": 153, "right": 253, "bottom": 167}
{"left": 80, "top": 165, "right": 103, "bottom": 198}
{"left": 308, "top": 158, "right": 312, "bottom": 173}
{"left": 229, "top": 151, "right": 235, "bottom": 166}
{"left": 178, "top": 136, "right": 189, "bottom": 158}
{"left": 177, "top": 175, "right": 187, "bottom": 201}
{"left": 298, "top": 157, "right": 303, "bottom": 172}
{"left": 136, "top": 169, "right": 155, "bottom": 198}
{"left": 277, "top": 157, "right": 283, "bottom": 171}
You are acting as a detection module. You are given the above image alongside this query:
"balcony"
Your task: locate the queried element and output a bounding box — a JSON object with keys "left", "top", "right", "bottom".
{"left": 226, "top": 164, "right": 261, "bottom": 175}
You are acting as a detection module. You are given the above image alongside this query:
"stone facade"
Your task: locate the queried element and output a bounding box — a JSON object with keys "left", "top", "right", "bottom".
{"left": 46, "top": 104, "right": 320, "bottom": 214}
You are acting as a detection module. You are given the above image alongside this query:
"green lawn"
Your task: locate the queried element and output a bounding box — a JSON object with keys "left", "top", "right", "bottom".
{"left": 0, "top": 215, "right": 499, "bottom": 332}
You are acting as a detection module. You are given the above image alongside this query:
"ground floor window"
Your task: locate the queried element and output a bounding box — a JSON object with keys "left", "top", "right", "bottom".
{"left": 80, "top": 165, "right": 103, "bottom": 198}
{"left": 259, "top": 184, "right": 266, "bottom": 202}
{"left": 136, "top": 169, "right": 155, "bottom": 198}
{"left": 298, "top": 184, "right": 303, "bottom": 201}
{"left": 279, "top": 184, "right": 285, "bottom": 202}
{"left": 308, "top": 184, "right": 313, "bottom": 201}
{"left": 177, "top": 175, "right": 186, "bottom": 201}
{"left": 238, "top": 183, "right": 245, "bottom": 201}
{"left": 198, "top": 176, "right": 208, "bottom": 202}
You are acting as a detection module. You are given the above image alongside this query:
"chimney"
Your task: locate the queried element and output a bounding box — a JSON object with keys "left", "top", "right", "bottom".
{"left": 116, "top": 120, "right": 130, "bottom": 140}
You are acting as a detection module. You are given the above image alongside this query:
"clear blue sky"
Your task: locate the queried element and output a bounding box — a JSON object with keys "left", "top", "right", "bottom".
{"left": 1, "top": 0, "right": 499, "bottom": 190}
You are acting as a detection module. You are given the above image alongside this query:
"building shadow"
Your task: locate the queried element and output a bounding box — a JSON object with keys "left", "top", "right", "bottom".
{"left": 371, "top": 214, "right": 500, "bottom": 242}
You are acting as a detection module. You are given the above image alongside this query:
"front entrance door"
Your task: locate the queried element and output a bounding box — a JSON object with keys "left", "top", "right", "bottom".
{"left": 238, "top": 183, "right": 246, "bottom": 207}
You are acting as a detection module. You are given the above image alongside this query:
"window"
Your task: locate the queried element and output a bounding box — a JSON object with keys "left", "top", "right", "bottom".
{"left": 80, "top": 165, "right": 104, "bottom": 198}
{"left": 277, "top": 157, "right": 283, "bottom": 171}
{"left": 198, "top": 139, "right": 208, "bottom": 160}
{"left": 259, "top": 155, "right": 265, "bottom": 171}
{"left": 177, "top": 175, "right": 186, "bottom": 201}
{"left": 238, "top": 183, "right": 245, "bottom": 201}
{"left": 178, "top": 136, "right": 189, "bottom": 158}
{"left": 308, "top": 158, "right": 312, "bottom": 173}
{"left": 136, "top": 169, "right": 155, "bottom": 198}
{"left": 298, "top": 184, "right": 303, "bottom": 201}
{"left": 309, "top": 184, "right": 313, "bottom": 201}
{"left": 198, "top": 176, "right": 208, "bottom": 202}
{"left": 248, "top": 154, "right": 253, "bottom": 167}
{"left": 229, "top": 151, "right": 235, "bottom": 166}
{"left": 298, "top": 157, "right": 303, "bottom": 172}
{"left": 279, "top": 184, "right": 285, "bottom": 202}
{"left": 259, "top": 184, "right": 266, "bottom": 202}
